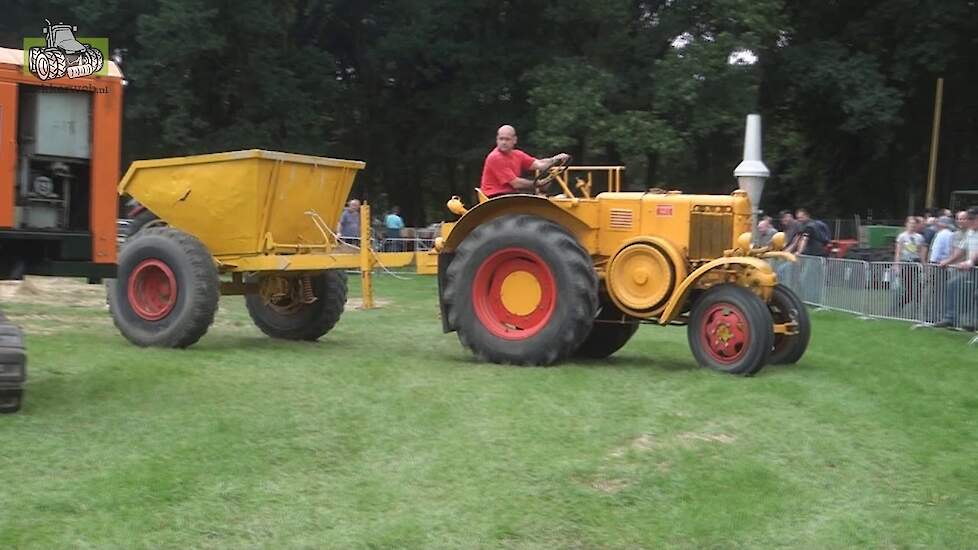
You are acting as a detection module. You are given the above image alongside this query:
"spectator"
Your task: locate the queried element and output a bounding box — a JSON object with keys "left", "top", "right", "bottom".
{"left": 794, "top": 208, "right": 830, "bottom": 257}
{"left": 775, "top": 211, "right": 799, "bottom": 285}
{"left": 923, "top": 215, "right": 957, "bottom": 322}
{"left": 928, "top": 216, "right": 955, "bottom": 264}
{"left": 385, "top": 206, "right": 405, "bottom": 239}
{"left": 779, "top": 210, "right": 799, "bottom": 251}
{"left": 951, "top": 210, "right": 970, "bottom": 251}
{"left": 934, "top": 208, "right": 978, "bottom": 329}
{"left": 920, "top": 215, "right": 938, "bottom": 246}
{"left": 337, "top": 199, "right": 361, "bottom": 243}
{"left": 891, "top": 216, "right": 927, "bottom": 315}
{"left": 757, "top": 216, "right": 777, "bottom": 247}
{"left": 384, "top": 206, "right": 406, "bottom": 251}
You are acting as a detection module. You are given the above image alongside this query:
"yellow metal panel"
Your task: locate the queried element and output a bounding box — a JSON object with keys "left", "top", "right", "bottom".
{"left": 118, "top": 149, "right": 365, "bottom": 258}
{"left": 657, "top": 256, "right": 775, "bottom": 324}
{"left": 443, "top": 195, "right": 598, "bottom": 254}
{"left": 220, "top": 252, "right": 362, "bottom": 272}
{"left": 374, "top": 252, "right": 415, "bottom": 268}
{"left": 415, "top": 251, "right": 439, "bottom": 275}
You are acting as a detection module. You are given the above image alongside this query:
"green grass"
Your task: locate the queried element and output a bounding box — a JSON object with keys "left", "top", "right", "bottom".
{"left": 1, "top": 276, "right": 977, "bottom": 548}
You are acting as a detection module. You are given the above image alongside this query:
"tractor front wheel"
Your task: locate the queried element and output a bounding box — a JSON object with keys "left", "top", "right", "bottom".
{"left": 108, "top": 227, "right": 220, "bottom": 347}
{"left": 574, "top": 300, "right": 639, "bottom": 359}
{"left": 768, "top": 285, "right": 811, "bottom": 365}
{"left": 443, "top": 215, "right": 598, "bottom": 365}
{"left": 687, "top": 284, "right": 773, "bottom": 376}
{"left": 245, "top": 270, "right": 347, "bottom": 341}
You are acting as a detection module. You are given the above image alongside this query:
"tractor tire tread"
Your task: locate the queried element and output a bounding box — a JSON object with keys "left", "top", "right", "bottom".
{"left": 443, "top": 214, "right": 597, "bottom": 366}
{"left": 108, "top": 227, "right": 220, "bottom": 348}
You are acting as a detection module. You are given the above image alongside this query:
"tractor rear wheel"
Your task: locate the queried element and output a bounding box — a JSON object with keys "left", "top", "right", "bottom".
{"left": 574, "top": 300, "right": 639, "bottom": 359}
{"left": 245, "top": 270, "right": 347, "bottom": 341}
{"left": 688, "top": 284, "right": 774, "bottom": 376}
{"left": 768, "top": 285, "right": 811, "bottom": 365}
{"left": 108, "top": 227, "right": 220, "bottom": 348}
{"left": 443, "top": 215, "right": 598, "bottom": 365}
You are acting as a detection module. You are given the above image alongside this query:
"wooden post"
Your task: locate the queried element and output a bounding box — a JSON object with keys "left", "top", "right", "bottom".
{"left": 925, "top": 77, "right": 944, "bottom": 209}
{"left": 359, "top": 202, "right": 374, "bottom": 309}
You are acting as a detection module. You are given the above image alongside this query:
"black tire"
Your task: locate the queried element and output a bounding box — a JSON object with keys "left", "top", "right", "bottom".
{"left": 687, "top": 284, "right": 774, "bottom": 376}
{"left": 768, "top": 285, "right": 811, "bottom": 365}
{"left": 126, "top": 210, "right": 161, "bottom": 239}
{"left": 574, "top": 300, "right": 639, "bottom": 359}
{"left": 108, "top": 227, "right": 220, "bottom": 348}
{"left": 0, "top": 389, "right": 23, "bottom": 414}
{"left": 245, "top": 270, "right": 347, "bottom": 341}
{"left": 443, "top": 214, "right": 598, "bottom": 365}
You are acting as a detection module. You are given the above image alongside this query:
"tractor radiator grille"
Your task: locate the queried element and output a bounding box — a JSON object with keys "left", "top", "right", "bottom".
{"left": 608, "top": 208, "right": 634, "bottom": 230}
{"left": 689, "top": 206, "right": 734, "bottom": 260}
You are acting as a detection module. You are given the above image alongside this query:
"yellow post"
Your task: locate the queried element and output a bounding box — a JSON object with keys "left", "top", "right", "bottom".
{"left": 925, "top": 77, "right": 944, "bottom": 209}
{"left": 360, "top": 201, "right": 375, "bottom": 309}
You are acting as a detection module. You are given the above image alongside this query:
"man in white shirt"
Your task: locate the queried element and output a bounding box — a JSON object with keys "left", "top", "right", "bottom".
{"left": 934, "top": 208, "right": 978, "bottom": 328}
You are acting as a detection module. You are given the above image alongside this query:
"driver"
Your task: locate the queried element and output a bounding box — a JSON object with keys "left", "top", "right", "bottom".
{"left": 480, "top": 125, "right": 570, "bottom": 198}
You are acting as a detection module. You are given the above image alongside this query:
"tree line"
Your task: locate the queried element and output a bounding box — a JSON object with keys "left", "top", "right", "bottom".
{"left": 4, "top": 0, "right": 976, "bottom": 225}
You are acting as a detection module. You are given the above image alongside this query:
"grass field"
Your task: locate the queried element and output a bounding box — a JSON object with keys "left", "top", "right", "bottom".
{"left": 1, "top": 275, "right": 977, "bottom": 549}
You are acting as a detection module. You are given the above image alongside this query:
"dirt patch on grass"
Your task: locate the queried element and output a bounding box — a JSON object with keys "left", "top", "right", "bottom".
{"left": 609, "top": 430, "right": 736, "bottom": 459}
{"left": 0, "top": 278, "right": 390, "bottom": 312}
{"left": 589, "top": 478, "right": 631, "bottom": 494}
{"left": 0, "top": 278, "right": 108, "bottom": 308}
{"left": 676, "top": 432, "right": 736, "bottom": 445}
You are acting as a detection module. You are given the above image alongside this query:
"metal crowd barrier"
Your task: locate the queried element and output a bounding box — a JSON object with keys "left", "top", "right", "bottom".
{"left": 775, "top": 255, "right": 978, "bottom": 341}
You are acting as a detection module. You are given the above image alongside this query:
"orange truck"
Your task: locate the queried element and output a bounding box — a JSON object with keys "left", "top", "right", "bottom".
{"left": 0, "top": 46, "right": 123, "bottom": 281}
{"left": 0, "top": 46, "right": 124, "bottom": 413}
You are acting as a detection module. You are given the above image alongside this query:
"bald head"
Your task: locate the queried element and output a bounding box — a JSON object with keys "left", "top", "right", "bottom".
{"left": 496, "top": 125, "right": 518, "bottom": 152}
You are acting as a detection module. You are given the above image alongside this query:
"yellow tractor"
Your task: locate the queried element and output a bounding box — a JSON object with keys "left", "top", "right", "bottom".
{"left": 434, "top": 115, "right": 809, "bottom": 375}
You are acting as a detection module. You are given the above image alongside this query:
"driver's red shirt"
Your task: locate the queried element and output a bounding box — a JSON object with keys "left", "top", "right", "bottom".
{"left": 480, "top": 147, "right": 537, "bottom": 197}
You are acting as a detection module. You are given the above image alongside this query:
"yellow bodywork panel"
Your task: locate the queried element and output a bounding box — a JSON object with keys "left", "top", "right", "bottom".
{"left": 119, "top": 149, "right": 365, "bottom": 260}
{"left": 592, "top": 191, "right": 752, "bottom": 259}
{"left": 657, "top": 256, "right": 778, "bottom": 325}
{"left": 442, "top": 195, "right": 599, "bottom": 253}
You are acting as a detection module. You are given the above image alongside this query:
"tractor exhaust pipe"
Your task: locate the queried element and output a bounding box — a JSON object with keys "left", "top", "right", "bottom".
{"left": 734, "top": 114, "right": 770, "bottom": 245}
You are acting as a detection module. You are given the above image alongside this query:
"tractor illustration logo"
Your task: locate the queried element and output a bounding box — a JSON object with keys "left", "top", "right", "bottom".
{"left": 27, "top": 20, "right": 104, "bottom": 81}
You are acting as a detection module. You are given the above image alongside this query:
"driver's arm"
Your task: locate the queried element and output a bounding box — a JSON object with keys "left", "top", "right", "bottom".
{"left": 509, "top": 177, "right": 538, "bottom": 191}
{"left": 530, "top": 153, "right": 570, "bottom": 172}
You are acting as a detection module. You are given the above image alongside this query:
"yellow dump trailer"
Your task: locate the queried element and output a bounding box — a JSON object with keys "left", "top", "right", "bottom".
{"left": 108, "top": 149, "right": 371, "bottom": 348}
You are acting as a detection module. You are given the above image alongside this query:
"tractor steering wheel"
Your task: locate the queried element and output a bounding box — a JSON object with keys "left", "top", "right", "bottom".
{"left": 534, "top": 155, "right": 572, "bottom": 195}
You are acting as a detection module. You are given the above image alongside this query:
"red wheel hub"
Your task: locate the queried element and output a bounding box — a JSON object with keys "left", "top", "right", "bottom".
{"left": 701, "top": 302, "right": 750, "bottom": 364}
{"left": 127, "top": 259, "right": 178, "bottom": 321}
{"left": 472, "top": 247, "right": 556, "bottom": 340}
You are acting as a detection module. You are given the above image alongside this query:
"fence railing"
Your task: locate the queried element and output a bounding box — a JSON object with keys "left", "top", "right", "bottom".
{"left": 776, "top": 255, "right": 978, "bottom": 337}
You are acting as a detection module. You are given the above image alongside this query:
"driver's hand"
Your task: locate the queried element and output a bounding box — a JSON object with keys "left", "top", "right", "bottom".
{"left": 554, "top": 153, "right": 570, "bottom": 164}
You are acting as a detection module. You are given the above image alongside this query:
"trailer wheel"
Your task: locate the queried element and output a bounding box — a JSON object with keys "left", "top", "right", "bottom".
{"left": 688, "top": 284, "right": 773, "bottom": 376}
{"left": 108, "top": 227, "right": 219, "bottom": 348}
{"left": 245, "top": 270, "right": 347, "bottom": 341}
{"left": 768, "top": 285, "right": 811, "bottom": 365}
{"left": 574, "top": 300, "right": 639, "bottom": 359}
{"left": 443, "top": 215, "right": 598, "bottom": 365}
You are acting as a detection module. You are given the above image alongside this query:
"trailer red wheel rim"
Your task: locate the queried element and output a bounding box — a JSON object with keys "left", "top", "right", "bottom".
{"left": 472, "top": 248, "right": 556, "bottom": 340}
{"left": 127, "top": 259, "right": 178, "bottom": 321}
{"left": 701, "top": 303, "right": 750, "bottom": 364}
